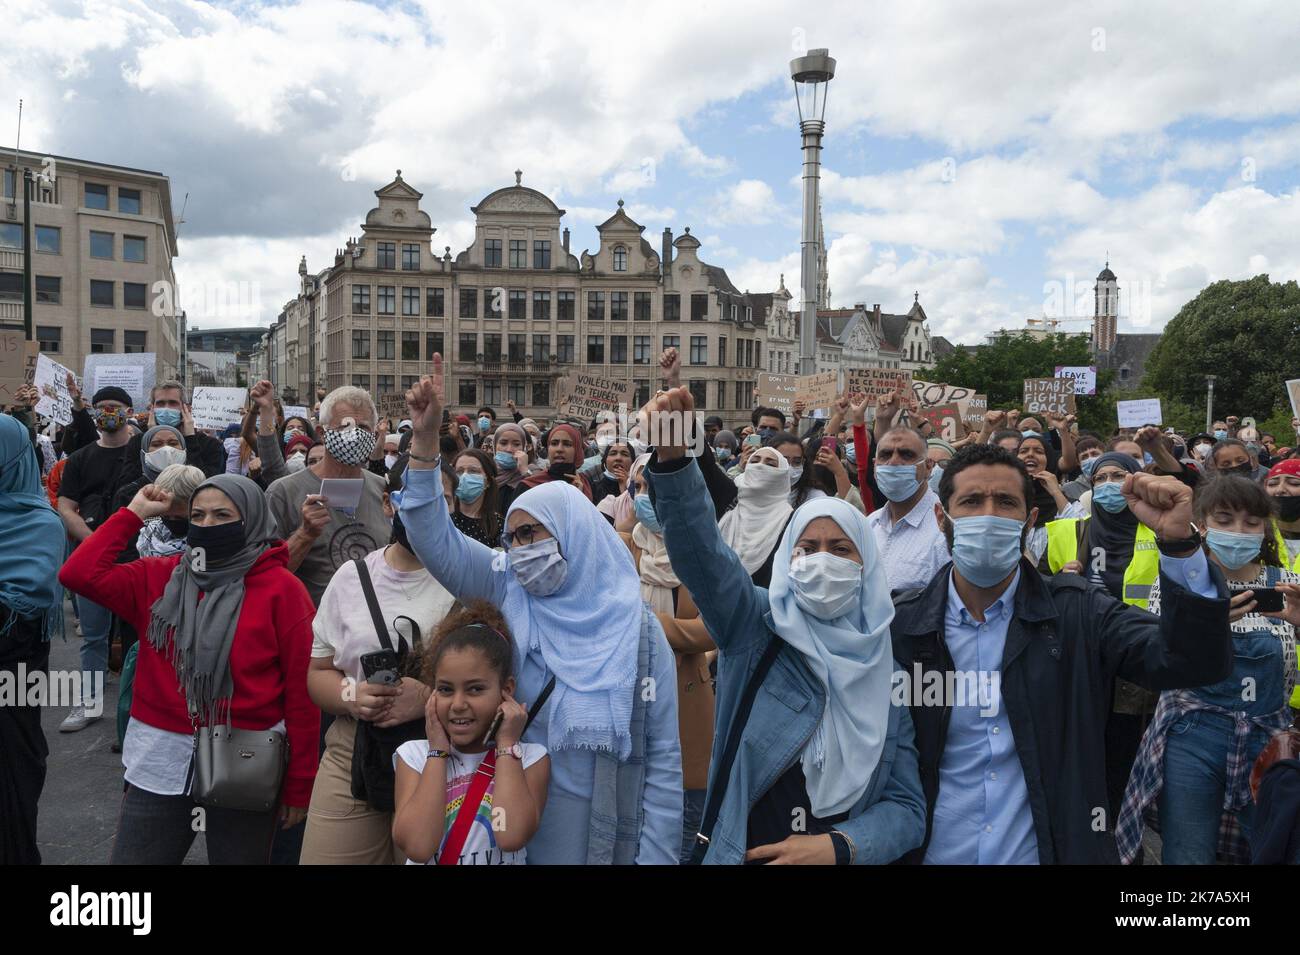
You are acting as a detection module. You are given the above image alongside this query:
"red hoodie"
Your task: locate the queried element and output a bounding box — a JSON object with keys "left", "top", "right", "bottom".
{"left": 59, "top": 507, "right": 320, "bottom": 806}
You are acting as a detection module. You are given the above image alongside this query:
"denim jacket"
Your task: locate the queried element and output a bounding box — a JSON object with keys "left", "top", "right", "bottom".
{"left": 647, "top": 455, "right": 927, "bottom": 864}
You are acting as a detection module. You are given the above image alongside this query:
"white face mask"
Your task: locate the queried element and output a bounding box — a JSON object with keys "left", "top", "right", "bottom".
{"left": 384, "top": 453, "right": 397, "bottom": 469}
{"left": 789, "top": 465, "right": 804, "bottom": 485}
{"left": 145, "top": 445, "right": 186, "bottom": 473}
{"left": 286, "top": 452, "right": 307, "bottom": 473}
{"left": 788, "top": 551, "right": 862, "bottom": 620}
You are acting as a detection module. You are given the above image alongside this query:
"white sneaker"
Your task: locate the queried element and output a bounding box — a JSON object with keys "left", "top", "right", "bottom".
{"left": 59, "top": 706, "right": 101, "bottom": 733}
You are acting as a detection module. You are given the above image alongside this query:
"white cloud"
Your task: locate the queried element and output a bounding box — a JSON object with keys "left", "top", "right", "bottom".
{"left": 711, "top": 179, "right": 778, "bottom": 225}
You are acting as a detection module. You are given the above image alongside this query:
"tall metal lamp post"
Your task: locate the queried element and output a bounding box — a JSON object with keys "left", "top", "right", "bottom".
{"left": 790, "top": 47, "right": 835, "bottom": 376}
{"left": 1205, "top": 374, "right": 1216, "bottom": 434}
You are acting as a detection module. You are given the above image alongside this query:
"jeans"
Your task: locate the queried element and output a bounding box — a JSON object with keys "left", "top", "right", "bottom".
{"left": 110, "top": 784, "right": 278, "bottom": 865}
{"left": 76, "top": 594, "right": 112, "bottom": 705}
{"left": 679, "top": 788, "right": 705, "bottom": 864}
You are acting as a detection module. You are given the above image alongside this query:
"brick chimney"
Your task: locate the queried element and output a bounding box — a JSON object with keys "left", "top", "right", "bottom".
{"left": 662, "top": 227, "right": 673, "bottom": 280}
{"left": 562, "top": 228, "right": 570, "bottom": 253}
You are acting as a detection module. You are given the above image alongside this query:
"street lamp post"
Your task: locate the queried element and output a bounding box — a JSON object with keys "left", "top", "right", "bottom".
{"left": 790, "top": 47, "right": 835, "bottom": 377}
{"left": 1205, "top": 374, "right": 1216, "bottom": 434}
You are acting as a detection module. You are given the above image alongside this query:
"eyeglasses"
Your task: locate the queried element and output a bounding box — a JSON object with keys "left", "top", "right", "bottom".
{"left": 501, "top": 522, "right": 546, "bottom": 550}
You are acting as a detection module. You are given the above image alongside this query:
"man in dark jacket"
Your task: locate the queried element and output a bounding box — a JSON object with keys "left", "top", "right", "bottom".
{"left": 890, "top": 442, "right": 1232, "bottom": 865}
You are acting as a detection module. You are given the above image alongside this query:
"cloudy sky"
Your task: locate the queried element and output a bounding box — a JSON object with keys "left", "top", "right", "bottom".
{"left": 4, "top": 0, "right": 1298, "bottom": 344}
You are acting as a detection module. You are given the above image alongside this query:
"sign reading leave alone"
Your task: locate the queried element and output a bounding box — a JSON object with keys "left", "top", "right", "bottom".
{"left": 555, "top": 372, "right": 636, "bottom": 423}
{"left": 1022, "top": 377, "right": 1076, "bottom": 416}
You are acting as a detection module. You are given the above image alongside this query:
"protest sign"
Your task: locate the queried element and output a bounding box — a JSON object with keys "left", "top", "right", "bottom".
{"left": 1116, "top": 398, "right": 1163, "bottom": 428}
{"left": 33, "top": 353, "right": 77, "bottom": 425}
{"left": 756, "top": 374, "right": 798, "bottom": 416}
{"left": 84, "top": 353, "right": 155, "bottom": 410}
{"left": 191, "top": 387, "right": 248, "bottom": 431}
{"left": 282, "top": 405, "right": 310, "bottom": 421}
{"left": 963, "top": 394, "right": 988, "bottom": 431}
{"left": 911, "top": 380, "right": 976, "bottom": 409}
{"left": 796, "top": 371, "right": 839, "bottom": 410}
{"left": 845, "top": 367, "right": 911, "bottom": 401}
{"left": 1054, "top": 365, "right": 1097, "bottom": 396}
{"left": 377, "top": 393, "right": 407, "bottom": 421}
{"left": 1022, "top": 378, "right": 1076, "bottom": 416}
{"left": 1286, "top": 380, "right": 1300, "bottom": 420}
{"left": 0, "top": 330, "right": 39, "bottom": 405}
{"left": 912, "top": 403, "right": 963, "bottom": 442}
{"left": 555, "top": 372, "right": 635, "bottom": 424}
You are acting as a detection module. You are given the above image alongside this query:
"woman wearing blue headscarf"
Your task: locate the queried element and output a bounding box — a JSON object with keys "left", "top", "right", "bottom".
{"left": 399, "top": 359, "right": 683, "bottom": 864}
{"left": 643, "top": 387, "right": 926, "bottom": 864}
{"left": 0, "top": 414, "right": 66, "bottom": 864}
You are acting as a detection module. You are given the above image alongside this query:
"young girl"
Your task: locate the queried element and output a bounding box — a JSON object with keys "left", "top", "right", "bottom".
{"left": 392, "top": 602, "right": 550, "bottom": 865}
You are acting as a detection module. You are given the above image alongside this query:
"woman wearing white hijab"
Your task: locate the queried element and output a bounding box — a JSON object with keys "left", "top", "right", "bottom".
{"left": 719, "top": 446, "right": 795, "bottom": 588}
{"left": 643, "top": 387, "right": 925, "bottom": 865}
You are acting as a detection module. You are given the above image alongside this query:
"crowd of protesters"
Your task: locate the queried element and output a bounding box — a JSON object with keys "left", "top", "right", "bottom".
{"left": 1, "top": 348, "right": 1297, "bottom": 866}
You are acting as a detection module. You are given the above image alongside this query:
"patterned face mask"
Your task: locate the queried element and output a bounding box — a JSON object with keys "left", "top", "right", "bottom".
{"left": 95, "top": 408, "right": 128, "bottom": 432}
{"left": 323, "top": 425, "right": 377, "bottom": 466}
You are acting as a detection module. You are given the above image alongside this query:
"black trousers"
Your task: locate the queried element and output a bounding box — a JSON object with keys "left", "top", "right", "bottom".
{"left": 110, "top": 784, "right": 278, "bottom": 865}
{"left": 0, "top": 613, "right": 50, "bottom": 865}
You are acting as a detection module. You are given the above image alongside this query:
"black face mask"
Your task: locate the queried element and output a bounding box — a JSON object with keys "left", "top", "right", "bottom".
{"left": 1224, "top": 462, "right": 1254, "bottom": 477}
{"left": 390, "top": 511, "right": 411, "bottom": 552}
{"left": 548, "top": 461, "right": 577, "bottom": 480}
{"left": 1276, "top": 495, "right": 1300, "bottom": 523}
{"left": 161, "top": 516, "right": 190, "bottom": 539}
{"left": 187, "top": 520, "right": 246, "bottom": 565}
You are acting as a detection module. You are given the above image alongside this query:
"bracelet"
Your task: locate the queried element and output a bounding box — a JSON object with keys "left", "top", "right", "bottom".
{"left": 426, "top": 748, "right": 451, "bottom": 760}
{"left": 829, "top": 829, "right": 856, "bottom": 865}
{"left": 408, "top": 450, "right": 440, "bottom": 464}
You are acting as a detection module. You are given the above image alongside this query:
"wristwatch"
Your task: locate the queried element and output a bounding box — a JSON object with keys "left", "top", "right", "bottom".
{"left": 495, "top": 743, "right": 524, "bottom": 760}
{"left": 1155, "top": 521, "right": 1203, "bottom": 556}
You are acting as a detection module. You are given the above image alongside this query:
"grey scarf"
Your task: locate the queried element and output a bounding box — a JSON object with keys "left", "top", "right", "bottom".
{"left": 146, "top": 473, "right": 278, "bottom": 725}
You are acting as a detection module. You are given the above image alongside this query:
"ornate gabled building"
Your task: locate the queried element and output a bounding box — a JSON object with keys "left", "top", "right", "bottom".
{"left": 791, "top": 294, "right": 936, "bottom": 378}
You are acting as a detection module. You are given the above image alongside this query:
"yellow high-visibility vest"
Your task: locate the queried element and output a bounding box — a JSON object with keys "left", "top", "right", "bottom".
{"left": 1270, "top": 519, "right": 1300, "bottom": 574}
{"left": 1045, "top": 517, "right": 1158, "bottom": 607}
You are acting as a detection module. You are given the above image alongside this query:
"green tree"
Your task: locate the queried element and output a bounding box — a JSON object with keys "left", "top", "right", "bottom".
{"left": 1143, "top": 274, "right": 1300, "bottom": 421}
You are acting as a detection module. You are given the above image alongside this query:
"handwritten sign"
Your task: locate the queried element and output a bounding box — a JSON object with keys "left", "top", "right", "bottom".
{"left": 756, "top": 374, "right": 798, "bottom": 416}
{"left": 1054, "top": 365, "right": 1097, "bottom": 396}
{"left": 1117, "top": 398, "right": 1163, "bottom": 428}
{"left": 911, "top": 380, "right": 975, "bottom": 409}
{"left": 846, "top": 367, "right": 911, "bottom": 401}
{"left": 282, "top": 404, "right": 310, "bottom": 422}
{"left": 33, "top": 353, "right": 77, "bottom": 425}
{"left": 377, "top": 393, "right": 408, "bottom": 421}
{"left": 964, "top": 394, "right": 988, "bottom": 431}
{"left": 191, "top": 387, "right": 248, "bottom": 431}
{"left": 911, "top": 403, "right": 963, "bottom": 442}
{"left": 1287, "top": 381, "right": 1300, "bottom": 421}
{"left": 1022, "top": 378, "right": 1076, "bottom": 416}
{"left": 796, "top": 371, "right": 839, "bottom": 410}
{"left": 0, "top": 331, "right": 38, "bottom": 405}
{"left": 555, "top": 372, "right": 635, "bottom": 424}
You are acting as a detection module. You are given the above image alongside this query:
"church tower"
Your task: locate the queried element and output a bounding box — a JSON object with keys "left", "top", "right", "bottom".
{"left": 1093, "top": 261, "right": 1118, "bottom": 353}
{"left": 815, "top": 197, "right": 830, "bottom": 308}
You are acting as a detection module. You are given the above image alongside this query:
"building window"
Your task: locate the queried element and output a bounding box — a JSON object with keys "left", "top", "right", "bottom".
{"left": 509, "top": 290, "right": 526, "bottom": 320}
{"left": 90, "top": 328, "right": 115, "bottom": 353}
{"left": 36, "top": 325, "right": 61, "bottom": 353}
{"left": 124, "top": 329, "right": 147, "bottom": 353}
{"left": 507, "top": 379, "right": 525, "bottom": 405}
{"left": 85, "top": 183, "right": 109, "bottom": 210}
{"left": 425, "top": 332, "right": 444, "bottom": 360}
{"left": 427, "top": 287, "right": 445, "bottom": 316}
{"left": 0, "top": 223, "right": 22, "bottom": 249}
{"left": 35, "top": 225, "right": 60, "bottom": 254}
{"left": 459, "top": 288, "right": 477, "bottom": 318}
{"left": 377, "top": 330, "right": 395, "bottom": 359}
{"left": 90, "top": 230, "right": 114, "bottom": 259}
{"left": 484, "top": 239, "right": 502, "bottom": 268}
{"left": 0, "top": 274, "right": 21, "bottom": 301}
{"left": 611, "top": 335, "right": 627, "bottom": 364}
{"left": 509, "top": 240, "right": 526, "bottom": 269}
{"left": 401, "top": 375, "right": 418, "bottom": 392}
{"left": 735, "top": 380, "right": 745, "bottom": 410}
{"left": 586, "top": 335, "right": 604, "bottom": 363}
{"left": 556, "top": 335, "right": 574, "bottom": 363}
{"left": 459, "top": 333, "right": 478, "bottom": 361}
{"left": 690, "top": 336, "right": 707, "bottom": 365}
{"left": 123, "top": 235, "right": 146, "bottom": 263}
{"left": 611, "top": 291, "right": 628, "bottom": 321}
{"left": 118, "top": 187, "right": 141, "bottom": 215}
{"left": 754, "top": 341, "right": 761, "bottom": 368}
{"left": 484, "top": 287, "right": 503, "bottom": 317}
{"left": 35, "top": 276, "right": 61, "bottom": 304}
{"left": 483, "top": 380, "right": 502, "bottom": 406}
{"left": 663, "top": 294, "right": 680, "bottom": 322}
{"left": 634, "top": 380, "right": 650, "bottom": 408}
{"left": 377, "top": 286, "right": 396, "bottom": 315}
{"left": 533, "top": 240, "right": 551, "bottom": 270}
{"left": 533, "top": 290, "right": 551, "bottom": 321}
{"left": 484, "top": 334, "right": 502, "bottom": 361}
{"left": 375, "top": 375, "right": 395, "bottom": 395}
{"left": 123, "top": 282, "right": 147, "bottom": 309}
{"left": 716, "top": 380, "right": 727, "bottom": 410}
{"left": 401, "top": 331, "right": 419, "bottom": 360}
{"left": 459, "top": 379, "right": 477, "bottom": 404}
{"left": 691, "top": 293, "right": 708, "bottom": 321}
{"left": 1, "top": 169, "right": 12, "bottom": 199}
{"left": 613, "top": 245, "right": 627, "bottom": 271}
{"left": 633, "top": 336, "right": 651, "bottom": 364}
{"left": 662, "top": 334, "right": 679, "bottom": 352}
{"left": 688, "top": 379, "right": 707, "bottom": 408}
{"left": 402, "top": 287, "right": 420, "bottom": 316}
{"left": 587, "top": 291, "right": 605, "bottom": 322}
{"left": 719, "top": 337, "right": 727, "bottom": 367}
{"left": 352, "top": 374, "right": 372, "bottom": 391}
{"left": 508, "top": 334, "right": 526, "bottom": 361}
{"left": 352, "top": 285, "right": 370, "bottom": 314}
{"left": 532, "top": 334, "right": 550, "bottom": 361}
{"left": 532, "top": 380, "right": 550, "bottom": 405}
{"left": 352, "top": 330, "right": 371, "bottom": 359}
{"left": 634, "top": 291, "right": 651, "bottom": 321}
{"left": 402, "top": 244, "right": 420, "bottom": 270}
{"left": 557, "top": 290, "right": 575, "bottom": 321}
{"left": 377, "top": 242, "right": 396, "bottom": 270}
{"left": 730, "top": 304, "right": 737, "bottom": 322}
{"left": 90, "top": 280, "right": 114, "bottom": 307}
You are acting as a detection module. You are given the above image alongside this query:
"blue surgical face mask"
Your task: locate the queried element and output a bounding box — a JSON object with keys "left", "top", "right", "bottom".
{"left": 758, "top": 427, "right": 776, "bottom": 441}
{"left": 1142, "top": 452, "right": 1154, "bottom": 466}
{"left": 1214, "top": 429, "right": 1228, "bottom": 441}
{"left": 454, "top": 472, "right": 486, "bottom": 503}
{"left": 845, "top": 444, "right": 857, "bottom": 465}
{"left": 945, "top": 512, "right": 1026, "bottom": 587}
{"left": 154, "top": 408, "right": 182, "bottom": 428}
{"left": 1080, "top": 456, "right": 1100, "bottom": 478}
{"left": 494, "top": 450, "right": 518, "bottom": 471}
{"left": 478, "top": 416, "right": 492, "bottom": 432}
{"left": 928, "top": 464, "right": 943, "bottom": 495}
{"left": 876, "top": 464, "right": 923, "bottom": 503}
{"left": 507, "top": 537, "right": 568, "bottom": 596}
{"left": 1204, "top": 528, "right": 1263, "bottom": 570}
{"left": 715, "top": 447, "right": 733, "bottom": 463}
{"left": 633, "top": 493, "right": 662, "bottom": 533}
{"left": 1092, "top": 480, "right": 1128, "bottom": 513}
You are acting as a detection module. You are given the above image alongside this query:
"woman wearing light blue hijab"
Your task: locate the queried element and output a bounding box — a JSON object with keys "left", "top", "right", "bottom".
{"left": 0, "top": 414, "right": 66, "bottom": 863}
{"left": 643, "top": 386, "right": 926, "bottom": 865}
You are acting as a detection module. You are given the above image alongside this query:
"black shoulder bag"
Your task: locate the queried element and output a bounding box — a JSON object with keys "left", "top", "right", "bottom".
{"left": 687, "top": 635, "right": 783, "bottom": 864}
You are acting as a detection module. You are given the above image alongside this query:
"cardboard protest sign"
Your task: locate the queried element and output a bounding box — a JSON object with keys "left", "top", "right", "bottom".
{"left": 191, "top": 387, "right": 248, "bottom": 431}
{"left": 1054, "top": 365, "right": 1097, "bottom": 396}
{"left": 756, "top": 374, "right": 798, "bottom": 417}
{"left": 963, "top": 394, "right": 988, "bottom": 431}
{"left": 796, "top": 371, "right": 839, "bottom": 410}
{"left": 84, "top": 353, "right": 155, "bottom": 411}
{"left": 377, "top": 393, "right": 407, "bottom": 421}
{"left": 1022, "top": 377, "right": 1076, "bottom": 416}
{"left": 556, "top": 372, "right": 635, "bottom": 424}
{"left": 911, "top": 380, "right": 976, "bottom": 409}
{"left": 912, "top": 402, "right": 963, "bottom": 442}
{"left": 0, "top": 331, "right": 39, "bottom": 405}
{"left": 845, "top": 367, "right": 911, "bottom": 401}
{"left": 33, "top": 353, "right": 77, "bottom": 425}
{"left": 1116, "top": 398, "right": 1163, "bottom": 428}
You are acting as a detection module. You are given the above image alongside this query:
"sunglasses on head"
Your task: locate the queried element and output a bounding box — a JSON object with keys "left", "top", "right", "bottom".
{"left": 501, "top": 521, "right": 546, "bottom": 550}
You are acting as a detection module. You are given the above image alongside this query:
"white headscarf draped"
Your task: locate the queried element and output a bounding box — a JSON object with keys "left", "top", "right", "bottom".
{"left": 768, "top": 496, "right": 895, "bottom": 816}
{"left": 720, "top": 448, "right": 794, "bottom": 575}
